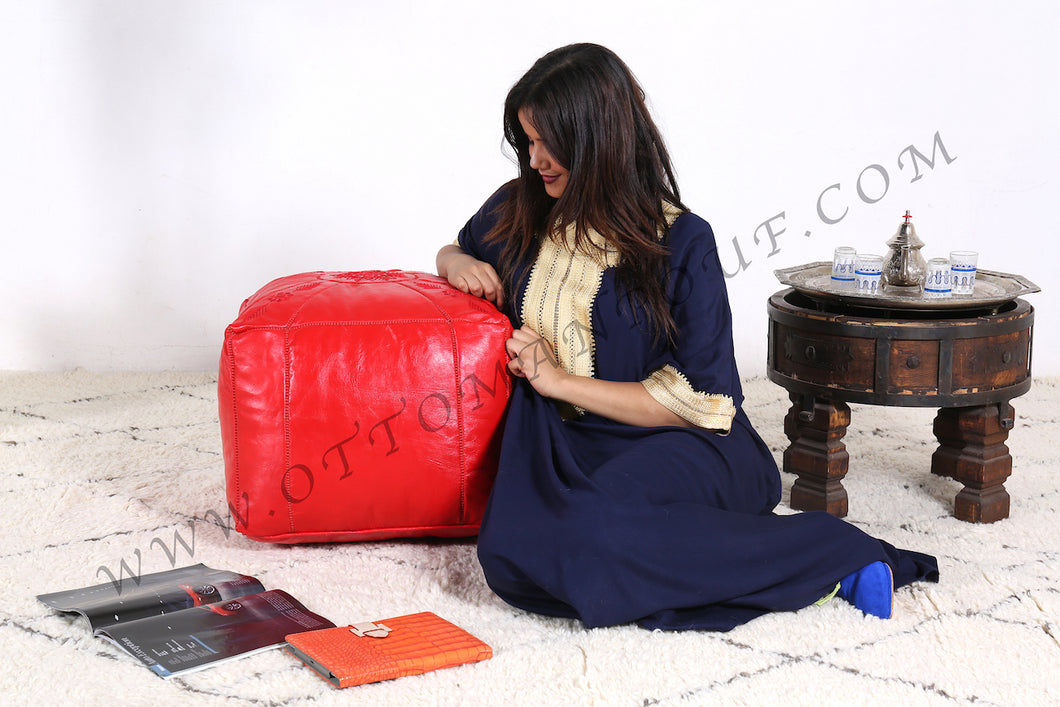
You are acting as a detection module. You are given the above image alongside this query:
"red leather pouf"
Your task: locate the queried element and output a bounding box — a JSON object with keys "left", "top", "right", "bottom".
{"left": 219, "top": 271, "right": 512, "bottom": 543}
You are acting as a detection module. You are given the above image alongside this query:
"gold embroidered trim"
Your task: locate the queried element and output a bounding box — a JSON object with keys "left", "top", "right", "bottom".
{"left": 520, "top": 224, "right": 616, "bottom": 382}
{"left": 519, "top": 204, "right": 684, "bottom": 383}
{"left": 660, "top": 201, "right": 683, "bottom": 229}
{"left": 641, "top": 364, "right": 736, "bottom": 432}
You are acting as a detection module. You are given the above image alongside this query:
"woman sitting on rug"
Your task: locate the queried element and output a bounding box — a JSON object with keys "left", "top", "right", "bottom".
{"left": 436, "top": 43, "right": 938, "bottom": 631}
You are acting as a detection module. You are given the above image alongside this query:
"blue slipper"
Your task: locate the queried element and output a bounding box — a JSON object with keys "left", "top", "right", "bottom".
{"left": 837, "top": 561, "right": 894, "bottom": 619}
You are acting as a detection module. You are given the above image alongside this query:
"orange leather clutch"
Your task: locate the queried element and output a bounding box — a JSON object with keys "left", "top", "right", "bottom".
{"left": 285, "top": 612, "right": 492, "bottom": 688}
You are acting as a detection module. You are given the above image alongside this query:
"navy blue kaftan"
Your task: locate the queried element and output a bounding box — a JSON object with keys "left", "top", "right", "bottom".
{"left": 458, "top": 190, "right": 938, "bottom": 631}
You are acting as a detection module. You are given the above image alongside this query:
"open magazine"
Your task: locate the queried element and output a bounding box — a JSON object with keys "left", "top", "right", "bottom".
{"left": 37, "top": 563, "right": 335, "bottom": 679}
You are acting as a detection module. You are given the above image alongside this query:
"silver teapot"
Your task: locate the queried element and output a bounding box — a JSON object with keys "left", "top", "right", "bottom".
{"left": 882, "top": 210, "right": 926, "bottom": 292}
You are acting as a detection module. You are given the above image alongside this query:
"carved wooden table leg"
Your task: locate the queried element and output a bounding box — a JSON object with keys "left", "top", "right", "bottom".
{"left": 931, "top": 403, "right": 1014, "bottom": 523}
{"left": 784, "top": 393, "right": 852, "bottom": 517}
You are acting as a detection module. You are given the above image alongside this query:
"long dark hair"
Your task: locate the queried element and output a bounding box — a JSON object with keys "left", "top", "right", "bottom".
{"left": 485, "top": 43, "right": 687, "bottom": 345}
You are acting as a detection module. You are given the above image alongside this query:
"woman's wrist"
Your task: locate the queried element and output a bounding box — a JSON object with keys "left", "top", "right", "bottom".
{"left": 436, "top": 244, "right": 465, "bottom": 277}
{"left": 528, "top": 362, "right": 571, "bottom": 400}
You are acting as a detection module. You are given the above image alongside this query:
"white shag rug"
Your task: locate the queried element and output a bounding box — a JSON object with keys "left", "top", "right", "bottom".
{"left": 2, "top": 370, "right": 1058, "bottom": 706}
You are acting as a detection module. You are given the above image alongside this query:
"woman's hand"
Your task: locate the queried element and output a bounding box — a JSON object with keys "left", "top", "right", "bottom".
{"left": 436, "top": 245, "right": 504, "bottom": 308}
{"left": 506, "top": 325, "right": 694, "bottom": 429}
{"left": 506, "top": 325, "right": 568, "bottom": 398}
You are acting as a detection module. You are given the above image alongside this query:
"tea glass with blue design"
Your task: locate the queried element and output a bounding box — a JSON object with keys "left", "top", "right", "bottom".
{"left": 854, "top": 254, "right": 883, "bottom": 296}
{"left": 830, "top": 246, "right": 857, "bottom": 291}
{"left": 949, "top": 251, "right": 978, "bottom": 296}
{"left": 923, "top": 257, "right": 952, "bottom": 299}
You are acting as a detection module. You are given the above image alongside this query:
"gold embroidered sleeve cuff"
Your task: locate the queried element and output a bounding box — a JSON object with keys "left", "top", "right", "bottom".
{"left": 641, "top": 365, "right": 736, "bottom": 432}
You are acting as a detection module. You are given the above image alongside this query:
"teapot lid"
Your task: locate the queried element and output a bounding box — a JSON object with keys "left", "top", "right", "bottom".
{"left": 886, "top": 210, "right": 924, "bottom": 249}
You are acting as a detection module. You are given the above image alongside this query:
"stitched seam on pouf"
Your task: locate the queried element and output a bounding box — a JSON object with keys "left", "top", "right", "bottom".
{"left": 396, "top": 278, "right": 468, "bottom": 524}
{"left": 224, "top": 335, "right": 244, "bottom": 531}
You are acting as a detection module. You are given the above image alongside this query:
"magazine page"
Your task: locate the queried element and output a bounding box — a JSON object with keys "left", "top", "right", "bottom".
{"left": 37, "top": 563, "right": 265, "bottom": 631}
{"left": 96, "top": 589, "right": 335, "bottom": 678}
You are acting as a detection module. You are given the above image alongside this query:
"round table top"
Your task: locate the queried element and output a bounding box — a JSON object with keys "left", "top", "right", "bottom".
{"left": 773, "top": 262, "right": 1039, "bottom": 313}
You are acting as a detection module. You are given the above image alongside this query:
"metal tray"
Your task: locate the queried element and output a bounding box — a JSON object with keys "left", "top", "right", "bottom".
{"left": 774, "top": 262, "right": 1040, "bottom": 311}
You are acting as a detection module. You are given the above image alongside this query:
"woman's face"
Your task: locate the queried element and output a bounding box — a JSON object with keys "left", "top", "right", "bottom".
{"left": 518, "top": 109, "right": 569, "bottom": 199}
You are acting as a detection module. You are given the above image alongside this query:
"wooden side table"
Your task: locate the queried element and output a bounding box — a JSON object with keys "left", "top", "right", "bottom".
{"left": 766, "top": 289, "right": 1034, "bottom": 523}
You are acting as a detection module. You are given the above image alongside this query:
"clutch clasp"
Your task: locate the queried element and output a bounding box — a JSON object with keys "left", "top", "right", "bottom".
{"left": 349, "top": 621, "right": 391, "bottom": 638}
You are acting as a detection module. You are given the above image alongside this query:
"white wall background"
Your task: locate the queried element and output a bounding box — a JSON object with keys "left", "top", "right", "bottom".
{"left": 3, "top": 0, "right": 1057, "bottom": 376}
